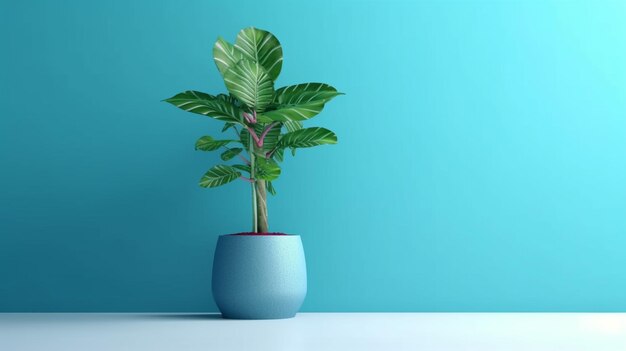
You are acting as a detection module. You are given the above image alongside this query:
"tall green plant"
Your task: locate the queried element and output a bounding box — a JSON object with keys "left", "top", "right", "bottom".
{"left": 164, "top": 27, "right": 342, "bottom": 233}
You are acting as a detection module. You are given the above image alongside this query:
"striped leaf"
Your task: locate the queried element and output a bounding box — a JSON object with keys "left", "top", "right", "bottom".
{"left": 195, "top": 136, "right": 237, "bottom": 151}
{"left": 257, "top": 101, "right": 325, "bottom": 122}
{"left": 266, "top": 121, "right": 299, "bottom": 162}
{"left": 283, "top": 120, "right": 303, "bottom": 132}
{"left": 272, "top": 147, "right": 284, "bottom": 162}
{"left": 257, "top": 83, "right": 342, "bottom": 122}
{"left": 213, "top": 37, "right": 244, "bottom": 77}
{"left": 221, "top": 148, "right": 243, "bottom": 161}
{"left": 216, "top": 93, "right": 242, "bottom": 107}
{"left": 255, "top": 157, "right": 281, "bottom": 181}
{"left": 221, "top": 122, "right": 236, "bottom": 132}
{"left": 275, "top": 83, "right": 342, "bottom": 105}
{"left": 283, "top": 121, "right": 302, "bottom": 157}
{"left": 279, "top": 127, "right": 338, "bottom": 148}
{"left": 224, "top": 59, "right": 274, "bottom": 111}
{"left": 234, "top": 27, "right": 283, "bottom": 81}
{"left": 232, "top": 164, "right": 251, "bottom": 173}
{"left": 164, "top": 91, "right": 242, "bottom": 124}
{"left": 199, "top": 165, "right": 241, "bottom": 188}
{"left": 239, "top": 123, "right": 282, "bottom": 154}
{"left": 260, "top": 123, "right": 282, "bottom": 152}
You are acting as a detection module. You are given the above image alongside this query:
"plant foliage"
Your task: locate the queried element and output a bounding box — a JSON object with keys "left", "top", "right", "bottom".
{"left": 164, "top": 27, "right": 342, "bottom": 232}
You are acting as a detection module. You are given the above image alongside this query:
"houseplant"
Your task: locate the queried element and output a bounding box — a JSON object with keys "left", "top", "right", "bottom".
{"left": 164, "top": 27, "right": 342, "bottom": 319}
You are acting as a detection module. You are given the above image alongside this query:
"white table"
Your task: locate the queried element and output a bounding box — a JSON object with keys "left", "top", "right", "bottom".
{"left": 1, "top": 313, "right": 625, "bottom": 350}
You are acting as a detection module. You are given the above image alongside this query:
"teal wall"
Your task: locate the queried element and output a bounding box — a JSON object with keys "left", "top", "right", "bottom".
{"left": 2, "top": 0, "right": 625, "bottom": 312}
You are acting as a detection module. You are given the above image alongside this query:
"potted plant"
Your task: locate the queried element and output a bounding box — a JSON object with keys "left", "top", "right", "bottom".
{"left": 164, "top": 27, "right": 342, "bottom": 319}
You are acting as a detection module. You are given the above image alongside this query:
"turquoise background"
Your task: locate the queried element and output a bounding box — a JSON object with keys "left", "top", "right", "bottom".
{"left": 1, "top": 0, "right": 625, "bottom": 312}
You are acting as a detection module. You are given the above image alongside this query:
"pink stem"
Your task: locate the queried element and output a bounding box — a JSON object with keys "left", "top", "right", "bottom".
{"left": 265, "top": 145, "right": 281, "bottom": 159}
{"left": 239, "top": 176, "right": 254, "bottom": 183}
{"left": 243, "top": 111, "right": 257, "bottom": 124}
{"left": 257, "top": 122, "right": 278, "bottom": 148}
{"left": 243, "top": 112, "right": 253, "bottom": 124}
{"left": 246, "top": 126, "right": 262, "bottom": 146}
{"left": 245, "top": 115, "right": 275, "bottom": 149}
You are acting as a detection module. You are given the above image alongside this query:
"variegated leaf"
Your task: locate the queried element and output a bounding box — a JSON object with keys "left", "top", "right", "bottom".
{"left": 164, "top": 91, "right": 242, "bottom": 124}
{"left": 283, "top": 120, "right": 303, "bottom": 132}
{"left": 274, "top": 83, "right": 342, "bottom": 105}
{"left": 255, "top": 157, "right": 281, "bottom": 181}
{"left": 199, "top": 165, "right": 241, "bottom": 188}
{"left": 222, "top": 122, "right": 236, "bottom": 132}
{"left": 232, "top": 164, "right": 251, "bottom": 173}
{"left": 234, "top": 27, "right": 283, "bottom": 81}
{"left": 216, "top": 93, "right": 242, "bottom": 107}
{"left": 272, "top": 147, "right": 284, "bottom": 162}
{"left": 279, "top": 127, "right": 338, "bottom": 148}
{"left": 221, "top": 148, "right": 243, "bottom": 161}
{"left": 240, "top": 123, "right": 282, "bottom": 154}
{"left": 257, "top": 83, "right": 343, "bottom": 122}
{"left": 213, "top": 37, "right": 244, "bottom": 77}
{"left": 260, "top": 123, "right": 282, "bottom": 152}
{"left": 195, "top": 136, "right": 237, "bottom": 151}
{"left": 257, "top": 101, "right": 325, "bottom": 122}
{"left": 224, "top": 59, "right": 274, "bottom": 111}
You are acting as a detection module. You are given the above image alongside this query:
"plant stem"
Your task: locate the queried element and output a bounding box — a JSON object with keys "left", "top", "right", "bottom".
{"left": 249, "top": 135, "right": 258, "bottom": 233}
{"left": 246, "top": 122, "right": 269, "bottom": 233}
{"left": 255, "top": 179, "right": 269, "bottom": 233}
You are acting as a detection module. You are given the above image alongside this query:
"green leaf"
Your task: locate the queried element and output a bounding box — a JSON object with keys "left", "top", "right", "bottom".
{"left": 275, "top": 83, "right": 342, "bottom": 105}
{"left": 195, "top": 136, "right": 236, "bottom": 151}
{"left": 232, "top": 164, "right": 251, "bottom": 173}
{"left": 221, "top": 148, "right": 243, "bottom": 161}
{"left": 224, "top": 59, "right": 274, "bottom": 111}
{"left": 257, "top": 83, "right": 342, "bottom": 122}
{"left": 234, "top": 27, "right": 283, "bottom": 82}
{"left": 272, "top": 147, "right": 284, "bottom": 162}
{"left": 257, "top": 101, "right": 325, "bottom": 122}
{"left": 260, "top": 123, "right": 282, "bottom": 152}
{"left": 240, "top": 123, "right": 282, "bottom": 154}
{"left": 284, "top": 120, "right": 303, "bottom": 132}
{"left": 279, "top": 127, "right": 338, "bottom": 148}
{"left": 255, "top": 157, "right": 281, "bottom": 181}
{"left": 216, "top": 94, "right": 241, "bottom": 107}
{"left": 213, "top": 37, "right": 244, "bottom": 77}
{"left": 222, "top": 122, "right": 236, "bottom": 132}
{"left": 164, "top": 91, "right": 243, "bottom": 124}
{"left": 199, "top": 165, "right": 241, "bottom": 188}
{"left": 267, "top": 181, "right": 276, "bottom": 196}
{"left": 239, "top": 128, "right": 249, "bottom": 147}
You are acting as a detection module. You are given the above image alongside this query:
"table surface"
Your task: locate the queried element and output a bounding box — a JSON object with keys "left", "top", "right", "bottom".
{"left": 1, "top": 313, "right": 625, "bottom": 351}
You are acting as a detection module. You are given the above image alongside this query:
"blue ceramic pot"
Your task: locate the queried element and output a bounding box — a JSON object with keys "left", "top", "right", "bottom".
{"left": 212, "top": 234, "right": 307, "bottom": 319}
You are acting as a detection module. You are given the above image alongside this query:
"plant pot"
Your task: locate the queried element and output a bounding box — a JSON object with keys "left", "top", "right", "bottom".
{"left": 212, "top": 234, "right": 307, "bottom": 319}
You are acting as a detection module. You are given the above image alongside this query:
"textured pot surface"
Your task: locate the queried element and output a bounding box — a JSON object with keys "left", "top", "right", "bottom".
{"left": 212, "top": 234, "right": 307, "bottom": 319}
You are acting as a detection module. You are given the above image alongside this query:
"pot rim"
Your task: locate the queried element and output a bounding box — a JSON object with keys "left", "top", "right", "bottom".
{"left": 221, "top": 232, "right": 299, "bottom": 237}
